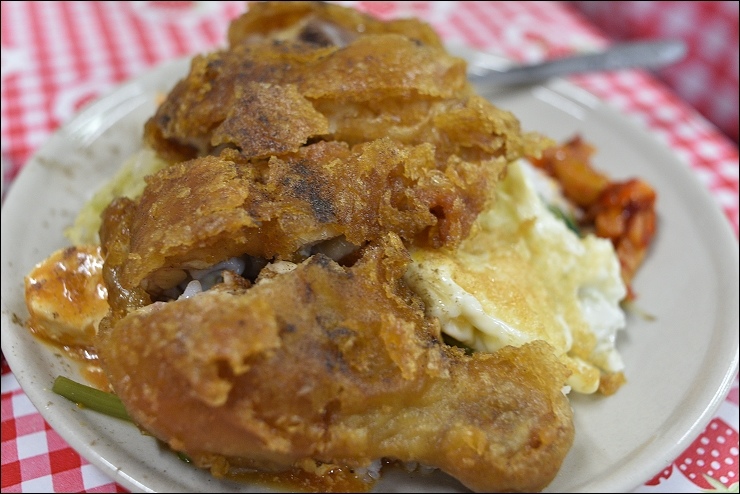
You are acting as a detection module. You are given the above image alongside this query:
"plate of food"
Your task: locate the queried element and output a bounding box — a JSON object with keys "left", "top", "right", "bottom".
{"left": 1, "top": 2, "right": 738, "bottom": 493}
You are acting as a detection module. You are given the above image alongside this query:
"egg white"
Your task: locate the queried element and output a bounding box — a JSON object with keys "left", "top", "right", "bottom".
{"left": 404, "top": 160, "right": 627, "bottom": 394}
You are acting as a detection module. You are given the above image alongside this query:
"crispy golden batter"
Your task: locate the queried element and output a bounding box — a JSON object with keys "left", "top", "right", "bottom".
{"left": 120, "top": 0, "right": 528, "bottom": 307}
{"left": 100, "top": 137, "right": 498, "bottom": 301}
{"left": 96, "top": 235, "right": 574, "bottom": 493}
{"left": 143, "top": 12, "right": 523, "bottom": 166}
{"left": 92, "top": 4, "right": 575, "bottom": 492}
{"left": 227, "top": 0, "right": 445, "bottom": 49}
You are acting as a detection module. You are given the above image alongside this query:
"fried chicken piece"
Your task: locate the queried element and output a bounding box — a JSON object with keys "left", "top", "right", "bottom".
{"left": 96, "top": 234, "right": 574, "bottom": 493}
{"left": 143, "top": 22, "right": 523, "bottom": 166}
{"left": 93, "top": 7, "right": 571, "bottom": 490}
{"left": 227, "top": 1, "right": 445, "bottom": 49}
{"left": 99, "top": 137, "right": 496, "bottom": 302}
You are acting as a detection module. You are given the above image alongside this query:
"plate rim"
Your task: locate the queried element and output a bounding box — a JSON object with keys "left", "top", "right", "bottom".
{"left": 2, "top": 52, "right": 738, "bottom": 494}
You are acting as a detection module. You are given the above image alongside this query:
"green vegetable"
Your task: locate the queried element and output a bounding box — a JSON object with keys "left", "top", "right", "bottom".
{"left": 52, "top": 375, "right": 132, "bottom": 422}
{"left": 53, "top": 376, "right": 196, "bottom": 464}
{"left": 442, "top": 333, "right": 475, "bottom": 355}
{"left": 546, "top": 203, "right": 581, "bottom": 236}
{"left": 176, "top": 451, "right": 193, "bottom": 463}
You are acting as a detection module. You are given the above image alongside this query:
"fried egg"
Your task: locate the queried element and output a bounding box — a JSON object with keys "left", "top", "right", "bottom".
{"left": 404, "top": 160, "right": 627, "bottom": 394}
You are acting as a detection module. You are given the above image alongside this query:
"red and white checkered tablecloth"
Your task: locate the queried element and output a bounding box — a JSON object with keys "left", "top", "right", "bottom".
{"left": 570, "top": 0, "right": 740, "bottom": 144}
{"left": 1, "top": 2, "right": 738, "bottom": 493}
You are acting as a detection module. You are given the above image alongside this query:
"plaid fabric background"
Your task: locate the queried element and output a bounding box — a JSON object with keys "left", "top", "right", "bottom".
{"left": 2, "top": 2, "right": 738, "bottom": 492}
{"left": 569, "top": 0, "right": 739, "bottom": 143}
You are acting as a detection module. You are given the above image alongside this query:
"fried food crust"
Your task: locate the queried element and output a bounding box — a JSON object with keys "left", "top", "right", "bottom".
{"left": 96, "top": 234, "right": 574, "bottom": 493}
{"left": 126, "top": 0, "right": 528, "bottom": 304}
{"left": 100, "top": 137, "right": 499, "bottom": 300}
{"left": 116, "top": 4, "right": 529, "bottom": 306}
{"left": 93, "top": 5, "right": 574, "bottom": 492}
{"left": 143, "top": 16, "right": 523, "bottom": 166}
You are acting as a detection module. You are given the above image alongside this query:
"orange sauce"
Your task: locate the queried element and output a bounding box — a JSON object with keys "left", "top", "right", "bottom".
{"left": 225, "top": 464, "right": 378, "bottom": 493}
{"left": 26, "top": 321, "right": 383, "bottom": 492}
{"left": 22, "top": 318, "right": 111, "bottom": 392}
{"left": 80, "top": 359, "right": 111, "bottom": 391}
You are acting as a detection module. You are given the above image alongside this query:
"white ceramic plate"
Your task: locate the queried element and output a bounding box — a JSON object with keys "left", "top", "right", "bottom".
{"left": 2, "top": 51, "right": 738, "bottom": 493}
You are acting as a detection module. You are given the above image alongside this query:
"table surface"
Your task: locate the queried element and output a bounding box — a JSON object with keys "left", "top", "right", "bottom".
{"left": 1, "top": 1, "right": 738, "bottom": 493}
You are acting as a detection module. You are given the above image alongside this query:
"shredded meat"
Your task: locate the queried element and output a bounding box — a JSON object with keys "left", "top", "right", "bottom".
{"left": 226, "top": 0, "right": 445, "bottom": 49}
{"left": 143, "top": 5, "right": 524, "bottom": 166}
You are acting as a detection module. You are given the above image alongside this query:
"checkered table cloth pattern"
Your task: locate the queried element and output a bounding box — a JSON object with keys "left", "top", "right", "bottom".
{"left": 570, "top": 0, "right": 740, "bottom": 144}
{"left": 2, "top": 2, "right": 738, "bottom": 492}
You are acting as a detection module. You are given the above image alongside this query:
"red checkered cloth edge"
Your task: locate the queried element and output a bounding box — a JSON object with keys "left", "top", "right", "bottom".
{"left": 569, "top": 0, "right": 740, "bottom": 143}
{"left": 2, "top": 2, "right": 738, "bottom": 493}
